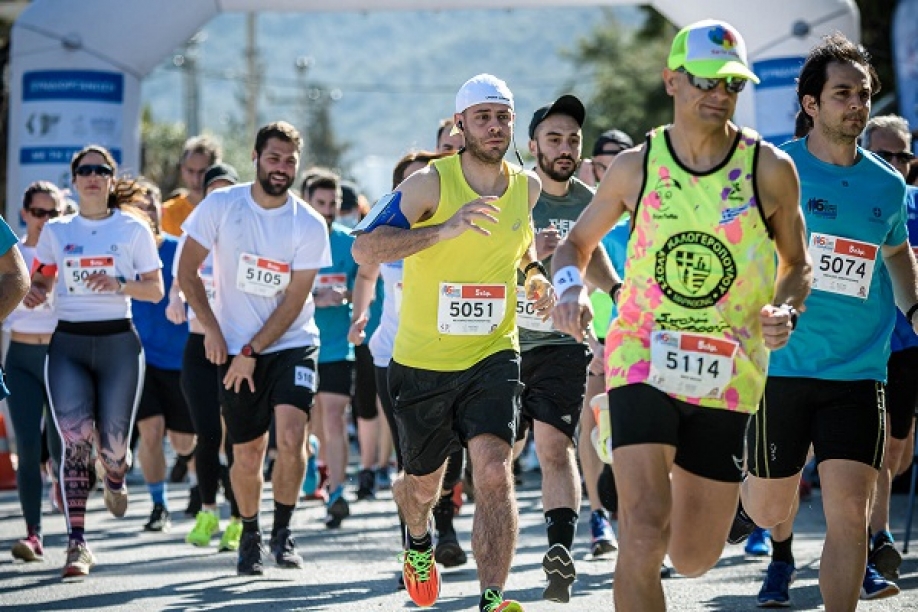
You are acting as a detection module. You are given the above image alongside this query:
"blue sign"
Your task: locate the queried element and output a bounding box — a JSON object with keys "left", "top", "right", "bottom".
{"left": 752, "top": 56, "right": 805, "bottom": 145}
{"left": 22, "top": 70, "right": 124, "bottom": 103}
{"left": 20, "top": 147, "right": 122, "bottom": 165}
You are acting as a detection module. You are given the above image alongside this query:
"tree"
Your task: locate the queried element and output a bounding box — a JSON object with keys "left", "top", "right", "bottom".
{"left": 140, "top": 106, "right": 188, "bottom": 197}
{"left": 303, "top": 94, "right": 349, "bottom": 173}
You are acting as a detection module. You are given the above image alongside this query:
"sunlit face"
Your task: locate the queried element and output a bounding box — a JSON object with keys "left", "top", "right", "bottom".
{"left": 866, "top": 127, "right": 912, "bottom": 178}
{"left": 806, "top": 61, "right": 871, "bottom": 145}
{"left": 458, "top": 103, "right": 514, "bottom": 164}
{"left": 22, "top": 192, "right": 61, "bottom": 233}
{"left": 437, "top": 129, "right": 464, "bottom": 154}
{"left": 530, "top": 114, "right": 582, "bottom": 183}
{"left": 255, "top": 138, "right": 299, "bottom": 197}
{"left": 666, "top": 67, "right": 740, "bottom": 126}
{"left": 591, "top": 147, "right": 625, "bottom": 184}
{"left": 308, "top": 187, "right": 340, "bottom": 226}
{"left": 180, "top": 152, "right": 211, "bottom": 194}
{"left": 72, "top": 151, "right": 113, "bottom": 203}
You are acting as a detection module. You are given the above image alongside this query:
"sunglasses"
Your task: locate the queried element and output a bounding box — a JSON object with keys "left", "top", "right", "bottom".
{"left": 74, "top": 164, "right": 114, "bottom": 178}
{"left": 676, "top": 67, "right": 748, "bottom": 94}
{"left": 874, "top": 150, "right": 915, "bottom": 164}
{"left": 26, "top": 207, "right": 60, "bottom": 219}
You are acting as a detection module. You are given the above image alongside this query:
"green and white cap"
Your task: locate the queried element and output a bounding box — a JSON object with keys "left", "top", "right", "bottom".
{"left": 667, "top": 19, "right": 759, "bottom": 84}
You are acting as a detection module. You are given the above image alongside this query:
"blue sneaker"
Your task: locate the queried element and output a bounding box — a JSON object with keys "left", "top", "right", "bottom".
{"left": 869, "top": 531, "right": 902, "bottom": 581}
{"left": 860, "top": 562, "right": 899, "bottom": 600}
{"left": 757, "top": 560, "right": 795, "bottom": 607}
{"left": 589, "top": 509, "right": 617, "bottom": 557}
{"left": 745, "top": 527, "right": 771, "bottom": 556}
{"left": 302, "top": 435, "right": 320, "bottom": 497}
{"left": 324, "top": 484, "right": 350, "bottom": 528}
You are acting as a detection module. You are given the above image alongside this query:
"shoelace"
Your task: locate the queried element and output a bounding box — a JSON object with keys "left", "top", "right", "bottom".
{"left": 400, "top": 549, "right": 434, "bottom": 582}
{"left": 481, "top": 589, "right": 503, "bottom": 612}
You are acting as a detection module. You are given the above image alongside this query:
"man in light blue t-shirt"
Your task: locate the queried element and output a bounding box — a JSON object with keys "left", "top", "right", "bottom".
{"left": 734, "top": 37, "right": 918, "bottom": 610}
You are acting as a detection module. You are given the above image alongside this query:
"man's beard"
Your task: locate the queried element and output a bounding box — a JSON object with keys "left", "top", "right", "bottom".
{"left": 537, "top": 150, "right": 576, "bottom": 182}
{"left": 464, "top": 131, "right": 510, "bottom": 165}
{"left": 257, "top": 165, "right": 294, "bottom": 196}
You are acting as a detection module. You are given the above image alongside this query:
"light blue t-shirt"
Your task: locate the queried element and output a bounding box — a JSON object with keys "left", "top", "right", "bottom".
{"left": 314, "top": 223, "right": 358, "bottom": 363}
{"left": 132, "top": 235, "right": 189, "bottom": 370}
{"left": 890, "top": 186, "right": 918, "bottom": 353}
{"left": 769, "top": 139, "right": 907, "bottom": 382}
{"left": 0, "top": 217, "right": 17, "bottom": 255}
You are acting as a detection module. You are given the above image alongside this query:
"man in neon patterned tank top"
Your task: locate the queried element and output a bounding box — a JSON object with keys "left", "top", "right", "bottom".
{"left": 552, "top": 20, "right": 812, "bottom": 611}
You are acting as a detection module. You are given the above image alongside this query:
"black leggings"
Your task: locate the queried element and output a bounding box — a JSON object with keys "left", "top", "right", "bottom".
{"left": 182, "top": 333, "right": 236, "bottom": 513}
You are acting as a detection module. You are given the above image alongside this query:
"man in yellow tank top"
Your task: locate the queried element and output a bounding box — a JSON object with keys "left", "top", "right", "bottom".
{"left": 353, "top": 74, "right": 553, "bottom": 612}
{"left": 552, "top": 20, "right": 813, "bottom": 611}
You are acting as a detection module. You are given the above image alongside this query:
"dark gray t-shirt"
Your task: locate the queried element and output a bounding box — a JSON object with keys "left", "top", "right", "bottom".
{"left": 518, "top": 177, "right": 594, "bottom": 351}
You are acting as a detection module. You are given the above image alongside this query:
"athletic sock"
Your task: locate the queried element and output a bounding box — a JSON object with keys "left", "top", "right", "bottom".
{"left": 772, "top": 533, "right": 794, "bottom": 565}
{"left": 241, "top": 514, "right": 260, "bottom": 535}
{"left": 147, "top": 481, "right": 167, "bottom": 508}
{"left": 545, "top": 507, "right": 578, "bottom": 550}
{"left": 272, "top": 502, "right": 294, "bottom": 538}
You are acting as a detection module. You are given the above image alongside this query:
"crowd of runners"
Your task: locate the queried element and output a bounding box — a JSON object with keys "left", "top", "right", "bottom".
{"left": 2, "top": 18, "right": 918, "bottom": 612}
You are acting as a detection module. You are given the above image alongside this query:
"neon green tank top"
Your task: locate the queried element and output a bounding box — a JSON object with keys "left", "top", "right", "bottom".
{"left": 393, "top": 153, "right": 532, "bottom": 371}
{"left": 605, "top": 126, "right": 775, "bottom": 413}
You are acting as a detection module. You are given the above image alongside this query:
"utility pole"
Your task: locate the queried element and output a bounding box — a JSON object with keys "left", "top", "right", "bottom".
{"left": 181, "top": 31, "right": 205, "bottom": 137}
{"left": 245, "top": 13, "right": 260, "bottom": 138}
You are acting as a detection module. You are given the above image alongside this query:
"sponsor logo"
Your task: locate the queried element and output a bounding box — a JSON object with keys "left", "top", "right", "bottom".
{"left": 708, "top": 25, "right": 737, "bottom": 51}
{"left": 63, "top": 243, "right": 83, "bottom": 254}
{"left": 806, "top": 198, "right": 836, "bottom": 219}
{"left": 719, "top": 202, "right": 751, "bottom": 225}
{"left": 655, "top": 231, "right": 736, "bottom": 309}
{"left": 656, "top": 312, "right": 731, "bottom": 333}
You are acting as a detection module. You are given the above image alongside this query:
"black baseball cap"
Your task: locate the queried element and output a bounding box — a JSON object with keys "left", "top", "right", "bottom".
{"left": 592, "top": 129, "right": 634, "bottom": 157}
{"left": 203, "top": 163, "right": 239, "bottom": 191}
{"left": 528, "top": 94, "right": 586, "bottom": 140}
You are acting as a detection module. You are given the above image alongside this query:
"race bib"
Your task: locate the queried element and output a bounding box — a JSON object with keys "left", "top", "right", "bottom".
{"left": 315, "top": 273, "right": 347, "bottom": 291}
{"left": 294, "top": 365, "right": 317, "bottom": 391}
{"left": 63, "top": 256, "right": 116, "bottom": 294}
{"left": 437, "top": 283, "right": 507, "bottom": 335}
{"left": 199, "top": 265, "right": 216, "bottom": 307}
{"left": 808, "top": 232, "right": 878, "bottom": 299}
{"left": 515, "top": 285, "right": 553, "bottom": 332}
{"left": 236, "top": 253, "right": 291, "bottom": 297}
{"left": 648, "top": 330, "right": 738, "bottom": 399}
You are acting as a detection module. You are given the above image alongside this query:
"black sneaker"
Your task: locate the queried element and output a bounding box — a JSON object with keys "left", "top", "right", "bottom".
{"left": 324, "top": 486, "right": 350, "bottom": 529}
{"left": 184, "top": 485, "right": 202, "bottom": 518}
{"left": 869, "top": 533, "right": 902, "bottom": 581}
{"left": 144, "top": 503, "right": 172, "bottom": 532}
{"left": 434, "top": 529, "right": 467, "bottom": 568}
{"left": 356, "top": 468, "right": 376, "bottom": 501}
{"left": 727, "top": 505, "right": 757, "bottom": 545}
{"left": 170, "top": 455, "right": 189, "bottom": 483}
{"left": 269, "top": 527, "right": 304, "bottom": 569}
{"left": 237, "top": 531, "right": 265, "bottom": 576}
{"left": 542, "top": 543, "right": 576, "bottom": 603}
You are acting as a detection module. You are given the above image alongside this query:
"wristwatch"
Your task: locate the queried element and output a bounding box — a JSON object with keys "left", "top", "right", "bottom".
{"left": 240, "top": 344, "right": 259, "bottom": 358}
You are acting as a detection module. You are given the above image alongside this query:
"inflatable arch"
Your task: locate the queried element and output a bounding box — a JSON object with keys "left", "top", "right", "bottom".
{"left": 6, "top": 0, "right": 859, "bottom": 217}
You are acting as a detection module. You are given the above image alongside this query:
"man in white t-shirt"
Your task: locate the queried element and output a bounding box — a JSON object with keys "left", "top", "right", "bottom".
{"left": 178, "top": 121, "right": 331, "bottom": 576}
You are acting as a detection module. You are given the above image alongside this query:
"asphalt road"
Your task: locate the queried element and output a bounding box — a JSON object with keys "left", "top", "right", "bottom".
{"left": 1, "top": 468, "right": 916, "bottom": 611}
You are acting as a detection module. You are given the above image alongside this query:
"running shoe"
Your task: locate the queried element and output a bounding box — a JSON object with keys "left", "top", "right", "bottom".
{"left": 302, "top": 435, "right": 320, "bottom": 496}
{"left": 270, "top": 527, "right": 304, "bottom": 569}
{"left": 869, "top": 531, "right": 902, "bottom": 581}
{"left": 860, "top": 562, "right": 899, "bottom": 600}
{"left": 434, "top": 528, "right": 467, "bottom": 568}
{"left": 745, "top": 527, "right": 771, "bottom": 556}
{"left": 589, "top": 508, "right": 617, "bottom": 557}
{"left": 237, "top": 530, "right": 265, "bottom": 576}
{"left": 542, "top": 543, "right": 576, "bottom": 603}
{"left": 481, "top": 588, "right": 523, "bottom": 611}
{"left": 62, "top": 540, "right": 95, "bottom": 580}
{"left": 356, "top": 468, "right": 377, "bottom": 501}
{"left": 757, "top": 560, "right": 795, "bottom": 607}
{"left": 184, "top": 485, "right": 202, "bottom": 517}
{"left": 727, "top": 505, "right": 757, "bottom": 545}
{"left": 103, "top": 480, "right": 128, "bottom": 518}
{"left": 170, "top": 454, "right": 189, "bottom": 483}
{"left": 144, "top": 503, "right": 172, "bottom": 532}
{"left": 219, "top": 518, "right": 243, "bottom": 552}
{"left": 186, "top": 509, "right": 220, "bottom": 547}
{"left": 11, "top": 533, "right": 44, "bottom": 562}
{"left": 325, "top": 485, "right": 350, "bottom": 528}
{"left": 402, "top": 542, "right": 440, "bottom": 607}
{"left": 376, "top": 466, "right": 393, "bottom": 490}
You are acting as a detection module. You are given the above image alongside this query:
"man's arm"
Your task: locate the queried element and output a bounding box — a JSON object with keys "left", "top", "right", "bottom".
{"left": 177, "top": 237, "right": 218, "bottom": 333}
{"left": 247, "top": 268, "right": 318, "bottom": 353}
{"left": 882, "top": 241, "right": 918, "bottom": 319}
{"left": 348, "top": 263, "right": 381, "bottom": 345}
{"left": 584, "top": 242, "right": 621, "bottom": 295}
{"left": 352, "top": 166, "right": 500, "bottom": 265}
{"left": 757, "top": 144, "right": 812, "bottom": 310}
{"left": 0, "top": 246, "right": 29, "bottom": 320}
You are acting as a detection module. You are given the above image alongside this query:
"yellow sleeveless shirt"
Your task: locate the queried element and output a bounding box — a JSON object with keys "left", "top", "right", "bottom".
{"left": 393, "top": 154, "right": 532, "bottom": 371}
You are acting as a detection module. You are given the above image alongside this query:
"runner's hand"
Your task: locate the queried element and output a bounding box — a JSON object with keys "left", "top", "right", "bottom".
{"left": 224, "top": 354, "right": 256, "bottom": 393}
{"left": 525, "top": 273, "right": 555, "bottom": 321}
{"left": 438, "top": 197, "right": 500, "bottom": 240}
{"left": 535, "top": 224, "right": 560, "bottom": 260}
{"left": 23, "top": 284, "right": 48, "bottom": 309}
{"left": 203, "top": 326, "right": 228, "bottom": 365}
{"left": 348, "top": 314, "right": 368, "bottom": 345}
{"left": 165, "top": 292, "right": 187, "bottom": 324}
{"left": 314, "top": 286, "right": 347, "bottom": 308}
{"left": 552, "top": 285, "right": 592, "bottom": 342}
{"left": 760, "top": 304, "right": 794, "bottom": 350}
{"left": 85, "top": 272, "right": 119, "bottom": 293}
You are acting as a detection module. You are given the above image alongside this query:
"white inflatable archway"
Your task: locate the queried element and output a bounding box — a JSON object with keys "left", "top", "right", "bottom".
{"left": 7, "top": 0, "right": 859, "bottom": 218}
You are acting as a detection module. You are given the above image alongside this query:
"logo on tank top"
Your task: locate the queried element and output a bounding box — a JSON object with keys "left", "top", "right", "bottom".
{"left": 806, "top": 198, "right": 837, "bottom": 220}
{"left": 650, "top": 173, "right": 682, "bottom": 220}
{"left": 655, "top": 231, "right": 736, "bottom": 309}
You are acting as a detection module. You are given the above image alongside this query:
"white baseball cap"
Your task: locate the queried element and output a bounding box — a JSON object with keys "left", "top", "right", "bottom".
{"left": 667, "top": 19, "right": 759, "bottom": 83}
{"left": 455, "top": 74, "right": 514, "bottom": 114}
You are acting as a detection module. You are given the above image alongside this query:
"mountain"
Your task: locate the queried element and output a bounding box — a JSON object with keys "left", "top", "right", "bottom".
{"left": 140, "top": 6, "right": 643, "bottom": 196}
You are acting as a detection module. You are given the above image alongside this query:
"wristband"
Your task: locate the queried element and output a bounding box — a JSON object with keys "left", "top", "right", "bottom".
{"left": 907, "top": 303, "right": 918, "bottom": 325}
{"left": 777, "top": 303, "right": 798, "bottom": 330}
{"left": 553, "top": 266, "right": 583, "bottom": 295}
{"left": 523, "top": 260, "right": 548, "bottom": 279}
{"left": 608, "top": 281, "right": 623, "bottom": 303}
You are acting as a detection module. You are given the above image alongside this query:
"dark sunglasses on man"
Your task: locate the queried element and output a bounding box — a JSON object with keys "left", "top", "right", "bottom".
{"left": 873, "top": 150, "right": 915, "bottom": 164}
{"left": 26, "top": 207, "right": 60, "bottom": 219}
{"left": 676, "top": 66, "right": 748, "bottom": 94}
{"left": 74, "top": 164, "right": 114, "bottom": 178}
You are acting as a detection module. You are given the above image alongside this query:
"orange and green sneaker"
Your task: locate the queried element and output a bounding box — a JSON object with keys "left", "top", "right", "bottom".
{"left": 481, "top": 588, "right": 524, "bottom": 612}
{"left": 401, "top": 545, "right": 440, "bottom": 607}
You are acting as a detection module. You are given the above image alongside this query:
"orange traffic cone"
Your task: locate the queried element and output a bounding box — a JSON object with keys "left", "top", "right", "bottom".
{"left": 0, "top": 413, "right": 17, "bottom": 490}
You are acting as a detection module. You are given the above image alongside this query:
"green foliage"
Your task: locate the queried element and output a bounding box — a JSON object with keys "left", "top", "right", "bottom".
{"left": 567, "top": 8, "right": 676, "bottom": 150}
{"left": 140, "top": 106, "right": 186, "bottom": 196}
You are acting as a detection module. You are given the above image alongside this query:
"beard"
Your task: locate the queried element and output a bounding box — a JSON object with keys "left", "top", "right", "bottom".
{"left": 464, "top": 130, "right": 510, "bottom": 165}
{"left": 537, "top": 150, "right": 577, "bottom": 182}
{"left": 257, "top": 164, "right": 294, "bottom": 196}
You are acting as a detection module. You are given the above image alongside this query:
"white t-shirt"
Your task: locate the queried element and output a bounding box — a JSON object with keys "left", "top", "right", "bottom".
{"left": 5, "top": 242, "right": 57, "bottom": 334}
{"left": 368, "top": 259, "right": 403, "bottom": 367}
{"left": 35, "top": 210, "right": 161, "bottom": 322}
{"left": 172, "top": 234, "right": 215, "bottom": 323}
{"left": 181, "top": 183, "right": 331, "bottom": 354}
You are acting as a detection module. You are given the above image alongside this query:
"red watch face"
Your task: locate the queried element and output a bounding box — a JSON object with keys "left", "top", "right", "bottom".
{"left": 241, "top": 345, "right": 255, "bottom": 357}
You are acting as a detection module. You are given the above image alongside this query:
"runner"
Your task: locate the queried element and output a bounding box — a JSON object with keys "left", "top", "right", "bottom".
{"left": 161, "top": 135, "right": 222, "bottom": 237}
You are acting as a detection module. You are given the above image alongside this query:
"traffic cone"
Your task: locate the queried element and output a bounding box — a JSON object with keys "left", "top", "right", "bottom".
{"left": 0, "top": 413, "right": 17, "bottom": 490}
